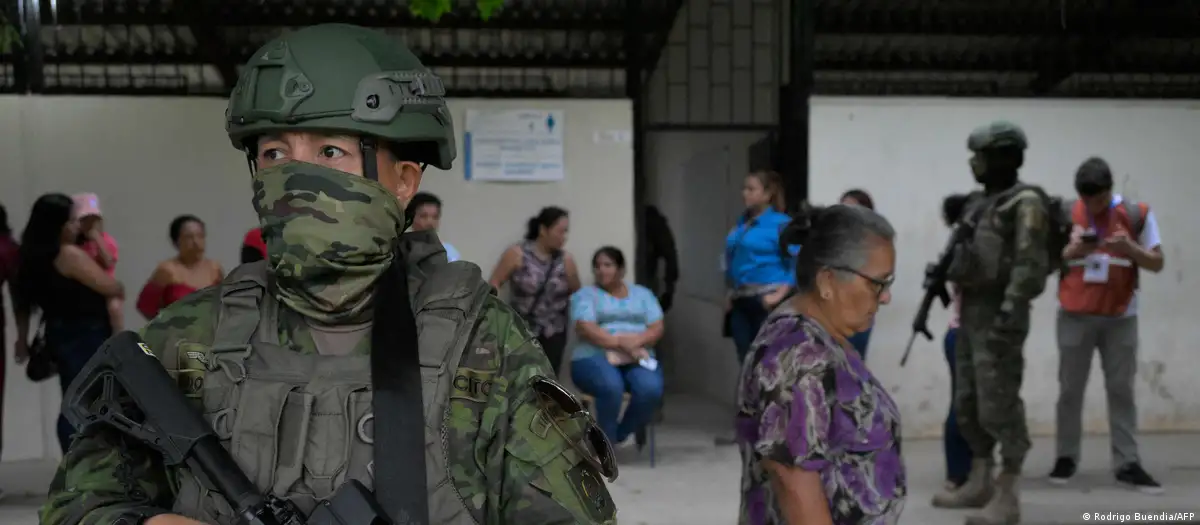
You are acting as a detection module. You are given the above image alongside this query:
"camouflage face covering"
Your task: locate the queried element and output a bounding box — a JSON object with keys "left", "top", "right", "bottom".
{"left": 251, "top": 161, "right": 404, "bottom": 323}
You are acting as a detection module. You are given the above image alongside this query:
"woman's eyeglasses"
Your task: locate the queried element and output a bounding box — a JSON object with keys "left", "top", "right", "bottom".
{"left": 831, "top": 266, "right": 894, "bottom": 299}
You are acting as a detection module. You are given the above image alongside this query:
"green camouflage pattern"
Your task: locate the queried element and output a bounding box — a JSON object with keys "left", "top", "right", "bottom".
{"left": 967, "top": 121, "right": 1028, "bottom": 152}
{"left": 39, "top": 278, "right": 618, "bottom": 525}
{"left": 951, "top": 187, "right": 1050, "bottom": 474}
{"left": 252, "top": 161, "right": 404, "bottom": 324}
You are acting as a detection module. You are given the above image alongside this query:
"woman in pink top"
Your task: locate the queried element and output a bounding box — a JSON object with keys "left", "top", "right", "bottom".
{"left": 942, "top": 193, "right": 971, "bottom": 491}
{"left": 137, "top": 215, "right": 223, "bottom": 320}
{"left": 72, "top": 193, "right": 123, "bottom": 332}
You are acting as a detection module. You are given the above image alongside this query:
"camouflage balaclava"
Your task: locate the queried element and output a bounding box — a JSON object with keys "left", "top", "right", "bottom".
{"left": 967, "top": 120, "right": 1027, "bottom": 189}
{"left": 251, "top": 161, "right": 405, "bottom": 323}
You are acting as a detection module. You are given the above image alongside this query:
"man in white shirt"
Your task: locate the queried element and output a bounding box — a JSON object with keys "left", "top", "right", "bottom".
{"left": 408, "top": 191, "right": 461, "bottom": 262}
{"left": 1051, "top": 157, "right": 1165, "bottom": 493}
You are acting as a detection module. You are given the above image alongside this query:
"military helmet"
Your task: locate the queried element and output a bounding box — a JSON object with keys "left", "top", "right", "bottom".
{"left": 225, "top": 24, "right": 456, "bottom": 170}
{"left": 967, "top": 121, "right": 1027, "bottom": 152}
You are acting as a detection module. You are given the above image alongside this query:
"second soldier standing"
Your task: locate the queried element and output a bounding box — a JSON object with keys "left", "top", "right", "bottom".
{"left": 933, "top": 122, "right": 1053, "bottom": 525}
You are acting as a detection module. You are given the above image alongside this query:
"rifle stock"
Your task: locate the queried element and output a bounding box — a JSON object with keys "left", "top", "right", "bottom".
{"left": 899, "top": 221, "right": 973, "bottom": 366}
{"left": 62, "top": 331, "right": 392, "bottom": 525}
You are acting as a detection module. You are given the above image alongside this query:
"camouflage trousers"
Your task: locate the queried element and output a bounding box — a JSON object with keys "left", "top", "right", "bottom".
{"left": 955, "top": 293, "right": 1032, "bottom": 474}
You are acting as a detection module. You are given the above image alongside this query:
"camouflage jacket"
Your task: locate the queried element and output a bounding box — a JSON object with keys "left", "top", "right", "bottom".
{"left": 39, "top": 238, "right": 618, "bottom": 525}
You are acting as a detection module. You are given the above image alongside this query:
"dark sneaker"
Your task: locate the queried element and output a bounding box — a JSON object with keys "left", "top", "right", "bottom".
{"left": 1116, "top": 462, "right": 1164, "bottom": 495}
{"left": 1048, "top": 457, "right": 1077, "bottom": 485}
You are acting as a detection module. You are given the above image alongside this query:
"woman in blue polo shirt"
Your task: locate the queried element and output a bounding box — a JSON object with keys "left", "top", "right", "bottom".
{"left": 724, "top": 170, "right": 794, "bottom": 364}
{"left": 840, "top": 188, "right": 877, "bottom": 359}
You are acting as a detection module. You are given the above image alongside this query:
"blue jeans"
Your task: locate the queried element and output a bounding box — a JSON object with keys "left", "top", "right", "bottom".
{"left": 730, "top": 297, "right": 769, "bottom": 364}
{"left": 847, "top": 325, "right": 873, "bottom": 360}
{"left": 571, "top": 354, "right": 665, "bottom": 443}
{"left": 944, "top": 327, "right": 971, "bottom": 485}
{"left": 47, "top": 318, "right": 112, "bottom": 454}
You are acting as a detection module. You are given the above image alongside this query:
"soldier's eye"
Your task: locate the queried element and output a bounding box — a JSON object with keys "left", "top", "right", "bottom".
{"left": 319, "top": 145, "right": 347, "bottom": 159}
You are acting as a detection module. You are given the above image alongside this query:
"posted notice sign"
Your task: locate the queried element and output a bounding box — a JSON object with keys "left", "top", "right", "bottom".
{"left": 464, "top": 109, "right": 565, "bottom": 182}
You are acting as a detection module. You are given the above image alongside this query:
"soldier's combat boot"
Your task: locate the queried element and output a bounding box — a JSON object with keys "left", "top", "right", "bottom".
{"left": 965, "top": 472, "right": 1020, "bottom": 525}
{"left": 932, "top": 458, "right": 994, "bottom": 508}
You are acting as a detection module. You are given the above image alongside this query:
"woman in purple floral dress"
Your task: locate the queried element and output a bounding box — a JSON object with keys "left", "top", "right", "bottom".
{"left": 736, "top": 203, "right": 905, "bottom": 525}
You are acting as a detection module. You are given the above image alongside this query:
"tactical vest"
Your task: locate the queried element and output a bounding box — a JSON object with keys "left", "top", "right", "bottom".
{"left": 167, "top": 259, "right": 491, "bottom": 525}
{"left": 947, "top": 185, "right": 1044, "bottom": 289}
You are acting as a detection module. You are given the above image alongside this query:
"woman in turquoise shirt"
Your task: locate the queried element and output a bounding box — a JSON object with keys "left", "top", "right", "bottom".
{"left": 724, "top": 171, "right": 795, "bottom": 364}
{"left": 570, "top": 246, "right": 665, "bottom": 448}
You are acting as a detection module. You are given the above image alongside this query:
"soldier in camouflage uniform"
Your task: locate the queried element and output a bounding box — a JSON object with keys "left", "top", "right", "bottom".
{"left": 932, "top": 122, "right": 1051, "bottom": 525}
{"left": 40, "top": 24, "right": 618, "bottom": 525}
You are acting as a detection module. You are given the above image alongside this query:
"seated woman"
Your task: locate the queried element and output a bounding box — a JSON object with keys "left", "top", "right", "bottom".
{"left": 569, "top": 246, "right": 665, "bottom": 448}
{"left": 137, "top": 215, "right": 223, "bottom": 319}
{"left": 736, "top": 204, "right": 905, "bottom": 524}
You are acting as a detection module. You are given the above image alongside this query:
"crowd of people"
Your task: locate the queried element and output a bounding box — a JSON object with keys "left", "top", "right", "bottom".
{"left": 0, "top": 140, "right": 1167, "bottom": 525}
{"left": 0, "top": 22, "right": 1169, "bottom": 525}
{"left": 725, "top": 123, "right": 1165, "bottom": 525}
{"left": 0, "top": 185, "right": 673, "bottom": 465}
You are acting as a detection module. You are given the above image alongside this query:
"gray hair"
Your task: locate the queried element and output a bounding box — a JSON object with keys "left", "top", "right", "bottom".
{"left": 780, "top": 204, "right": 895, "bottom": 294}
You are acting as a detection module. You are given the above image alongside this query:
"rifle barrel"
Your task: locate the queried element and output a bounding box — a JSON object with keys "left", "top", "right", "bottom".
{"left": 899, "top": 332, "right": 918, "bottom": 367}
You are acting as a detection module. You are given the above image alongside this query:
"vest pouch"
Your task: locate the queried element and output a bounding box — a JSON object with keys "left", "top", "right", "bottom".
{"left": 948, "top": 225, "right": 1009, "bottom": 289}
{"left": 230, "top": 379, "right": 295, "bottom": 493}
{"left": 273, "top": 390, "right": 315, "bottom": 497}
{"left": 343, "top": 390, "right": 375, "bottom": 492}
{"left": 172, "top": 369, "right": 242, "bottom": 524}
{"left": 945, "top": 243, "right": 981, "bottom": 287}
{"left": 172, "top": 475, "right": 237, "bottom": 525}
{"left": 202, "top": 381, "right": 238, "bottom": 441}
{"left": 295, "top": 383, "right": 360, "bottom": 501}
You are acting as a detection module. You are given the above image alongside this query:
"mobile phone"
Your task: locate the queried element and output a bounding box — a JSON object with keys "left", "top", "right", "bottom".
{"left": 1080, "top": 232, "right": 1099, "bottom": 243}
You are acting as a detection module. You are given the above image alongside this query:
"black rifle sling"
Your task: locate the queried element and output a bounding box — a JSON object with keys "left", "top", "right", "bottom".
{"left": 371, "top": 249, "right": 429, "bottom": 525}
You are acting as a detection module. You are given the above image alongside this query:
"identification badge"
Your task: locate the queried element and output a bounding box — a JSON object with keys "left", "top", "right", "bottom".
{"left": 1082, "top": 253, "right": 1110, "bottom": 284}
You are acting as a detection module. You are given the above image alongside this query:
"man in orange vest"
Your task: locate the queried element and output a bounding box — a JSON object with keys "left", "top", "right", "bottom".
{"left": 1049, "top": 157, "right": 1165, "bottom": 493}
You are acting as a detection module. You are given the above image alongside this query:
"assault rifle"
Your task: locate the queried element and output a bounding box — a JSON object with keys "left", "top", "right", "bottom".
{"left": 63, "top": 331, "right": 393, "bottom": 525}
{"left": 899, "top": 220, "right": 976, "bottom": 367}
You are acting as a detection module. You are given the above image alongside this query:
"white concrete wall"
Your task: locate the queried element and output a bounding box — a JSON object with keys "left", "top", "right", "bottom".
{"left": 0, "top": 96, "right": 634, "bottom": 462}
{"left": 647, "top": 96, "right": 1200, "bottom": 438}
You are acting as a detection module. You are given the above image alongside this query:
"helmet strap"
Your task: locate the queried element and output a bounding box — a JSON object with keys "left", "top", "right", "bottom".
{"left": 243, "top": 141, "right": 258, "bottom": 174}
{"left": 361, "top": 137, "right": 379, "bottom": 182}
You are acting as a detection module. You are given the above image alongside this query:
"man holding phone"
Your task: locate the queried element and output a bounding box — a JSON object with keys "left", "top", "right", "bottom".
{"left": 1050, "top": 157, "right": 1165, "bottom": 493}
